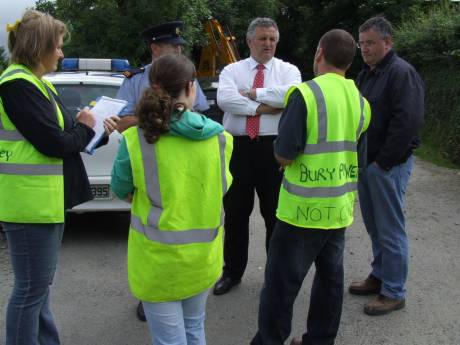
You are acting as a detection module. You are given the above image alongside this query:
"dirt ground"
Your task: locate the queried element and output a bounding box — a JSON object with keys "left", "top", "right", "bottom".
{"left": 0, "top": 157, "right": 459, "bottom": 345}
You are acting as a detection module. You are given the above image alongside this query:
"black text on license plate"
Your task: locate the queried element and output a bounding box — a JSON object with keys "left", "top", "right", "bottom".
{"left": 91, "top": 184, "right": 111, "bottom": 200}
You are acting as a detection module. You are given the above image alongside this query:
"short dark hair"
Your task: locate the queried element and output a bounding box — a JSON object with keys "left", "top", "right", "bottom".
{"left": 318, "top": 29, "right": 356, "bottom": 70}
{"left": 359, "top": 16, "right": 393, "bottom": 39}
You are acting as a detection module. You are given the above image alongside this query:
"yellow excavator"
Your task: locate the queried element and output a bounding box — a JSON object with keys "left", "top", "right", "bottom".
{"left": 196, "top": 18, "right": 240, "bottom": 123}
{"left": 196, "top": 18, "right": 240, "bottom": 78}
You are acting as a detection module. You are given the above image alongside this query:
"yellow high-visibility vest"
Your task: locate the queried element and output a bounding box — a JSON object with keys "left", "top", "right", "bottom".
{"left": 277, "top": 73, "right": 371, "bottom": 229}
{"left": 0, "top": 64, "right": 65, "bottom": 223}
{"left": 124, "top": 126, "right": 233, "bottom": 302}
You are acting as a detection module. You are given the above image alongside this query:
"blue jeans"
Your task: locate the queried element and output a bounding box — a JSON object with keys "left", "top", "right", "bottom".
{"left": 358, "top": 156, "right": 414, "bottom": 300}
{"left": 142, "top": 289, "right": 209, "bottom": 345}
{"left": 251, "top": 221, "right": 345, "bottom": 345}
{"left": 3, "top": 222, "right": 64, "bottom": 345}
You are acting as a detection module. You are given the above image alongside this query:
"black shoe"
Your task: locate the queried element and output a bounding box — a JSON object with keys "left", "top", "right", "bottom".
{"left": 213, "top": 276, "right": 241, "bottom": 295}
{"left": 136, "top": 301, "right": 146, "bottom": 321}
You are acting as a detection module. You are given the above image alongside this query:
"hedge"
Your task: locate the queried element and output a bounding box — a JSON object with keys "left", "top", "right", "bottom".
{"left": 395, "top": 1, "right": 460, "bottom": 165}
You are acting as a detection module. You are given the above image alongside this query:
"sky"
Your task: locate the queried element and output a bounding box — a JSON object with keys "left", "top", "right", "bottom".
{"left": 0, "top": 0, "right": 36, "bottom": 54}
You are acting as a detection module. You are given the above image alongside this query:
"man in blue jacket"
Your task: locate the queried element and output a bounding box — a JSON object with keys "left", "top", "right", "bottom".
{"left": 349, "top": 16, "right": 424, "bottom": 316}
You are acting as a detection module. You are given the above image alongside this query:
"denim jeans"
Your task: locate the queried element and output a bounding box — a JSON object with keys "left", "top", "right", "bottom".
{"left": 3, "top": 222, "right": 64, "bottom": 345}
{"left": 142, "top": 289, "right": 209, "bottom": 345}
{"left": 251, "top": 221, "right": 345, "bottom": 345}
{"left": 358, "top": 156, "right": 414, "bottom": 300}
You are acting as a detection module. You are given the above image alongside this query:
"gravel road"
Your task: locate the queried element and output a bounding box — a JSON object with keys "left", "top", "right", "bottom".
{"left": 0, "top": 158, "right": 459, "bottom": 345}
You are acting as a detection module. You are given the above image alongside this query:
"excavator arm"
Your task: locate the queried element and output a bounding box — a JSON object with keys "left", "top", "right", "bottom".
{"left": 197, "top": 18, "right": 240, "bottom": 78}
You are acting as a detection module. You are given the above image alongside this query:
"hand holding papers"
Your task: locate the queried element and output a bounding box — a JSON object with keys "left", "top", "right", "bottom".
{"left": 83, "top": 96, "right": 127, "bottom": 154}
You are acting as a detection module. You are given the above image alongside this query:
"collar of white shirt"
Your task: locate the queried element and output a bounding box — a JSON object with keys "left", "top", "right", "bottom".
{"left": 248, "top": 56, "right": 274, "bottom": 72}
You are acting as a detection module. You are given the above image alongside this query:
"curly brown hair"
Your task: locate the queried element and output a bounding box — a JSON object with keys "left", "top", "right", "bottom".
{"left": 135, "top": 54, "right": 196, "bottom": 144}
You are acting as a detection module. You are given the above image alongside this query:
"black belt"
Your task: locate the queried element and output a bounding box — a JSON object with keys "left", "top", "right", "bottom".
{"left": 233, "top": 135, "right": 276, "bottom": 143}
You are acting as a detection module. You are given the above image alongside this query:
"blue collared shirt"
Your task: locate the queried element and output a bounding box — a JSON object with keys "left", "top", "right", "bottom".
{"left": 117, "top": 63, "right": 209, "bottom": 115}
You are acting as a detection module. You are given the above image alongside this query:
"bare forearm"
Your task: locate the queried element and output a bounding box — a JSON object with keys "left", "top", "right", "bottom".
{"left": 256, "top": 104, "right": 283, "bottom": 115}
{"left": 116, "top": 115, "right": 138, "bottom": 133}
{"left": 275, "top": 153, "right": 293, "bottom": 168}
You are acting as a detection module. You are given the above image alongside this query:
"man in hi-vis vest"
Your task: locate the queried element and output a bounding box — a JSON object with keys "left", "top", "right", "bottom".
{"left": 251, "top": 29, "right": 371, "bottom": 345}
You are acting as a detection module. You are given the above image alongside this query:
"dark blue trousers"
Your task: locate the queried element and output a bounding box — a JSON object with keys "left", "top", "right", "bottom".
{"left": 3, "top": 222, "right": 64, "bottom": 345}
{"left": 251, "top": 220, "right": 345, "bottom": 345}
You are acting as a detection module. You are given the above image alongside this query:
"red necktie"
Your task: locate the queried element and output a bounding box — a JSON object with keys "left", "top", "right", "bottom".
{"left": 246, "top": 64, "right": 265, "bottom": 139}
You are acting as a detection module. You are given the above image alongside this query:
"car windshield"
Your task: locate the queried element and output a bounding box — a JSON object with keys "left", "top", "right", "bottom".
{"left": 55, "top": 84, "right": 120, "bottom": 114}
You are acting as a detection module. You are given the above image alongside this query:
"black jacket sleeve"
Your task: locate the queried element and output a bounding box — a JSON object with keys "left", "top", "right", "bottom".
{"left": 274, "top": 89, "right": 307, "bottom": 160}
{"left": 0, "top": 79, "right": 95, "bottom": 158}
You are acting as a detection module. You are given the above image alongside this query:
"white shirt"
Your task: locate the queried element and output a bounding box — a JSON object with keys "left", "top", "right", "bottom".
{"left": 217, "top": 56, "right": 301, "bottom": 136}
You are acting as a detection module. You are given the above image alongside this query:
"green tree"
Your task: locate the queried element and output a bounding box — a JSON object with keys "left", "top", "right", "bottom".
{"left": 395, "top": 1, "right": 460, "bottom": 165}
{"left": 273, "top": 0, "right": 426, "bottom": 78}
{"left": 35, "top": 0, "right": 57, "bottom": 16}
{"left": 33, "top": 0, "right": 435, "bottom": 75}
{"left": 34, "top": 0, "right": 282, "bottom": 66}
{"left": 210, "top": 0, "right": 280, "bottom": 57}
{"left": 35, "top": 0, "right": 214, "bottom": 66}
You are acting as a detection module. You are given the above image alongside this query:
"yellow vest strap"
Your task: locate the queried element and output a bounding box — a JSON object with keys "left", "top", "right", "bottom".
{"left": 218, "top": 133, "right": 228, "bottom": 196}
{"left": 0, "top": 163, "right": 62, "bottom": 175}
{"left": 356, "top": 95, "right": 365, "bottom": 138}
{"left": 0, "top": 69, "right": 25, "bottom": 81}
{"left": 304, "top": 80, "right": 366, "bottom": 144}
{"left": 305, "top": 80, "right": 327, "bottom": 141}
{"left": 0, "top": 129, "right": 24, "bottom": 141}
{"left": 303, "top": 140, "right": 357, "bottom": 154}
{"left": 130, "top": 214, "right": 219, "bottom": 244}
{"left": 136, "top": 127, "right": 227, "bottom": 231}
{"left": 282, "top": 177, "right": 357, "bottom": 198}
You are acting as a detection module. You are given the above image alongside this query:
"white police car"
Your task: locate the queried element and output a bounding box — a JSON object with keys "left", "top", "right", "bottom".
{"left": 44, "top": 58, "right": 131, "bottom": 213}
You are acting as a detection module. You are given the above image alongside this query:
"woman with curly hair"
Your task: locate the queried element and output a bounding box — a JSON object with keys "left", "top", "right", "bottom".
{"left": 111, "top": 53, "right": 233, "bottom": 345}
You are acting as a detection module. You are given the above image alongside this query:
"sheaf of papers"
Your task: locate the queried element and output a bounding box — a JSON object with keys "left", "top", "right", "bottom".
{"left": 84, "top": 96, "right": 128, "bottom": 154}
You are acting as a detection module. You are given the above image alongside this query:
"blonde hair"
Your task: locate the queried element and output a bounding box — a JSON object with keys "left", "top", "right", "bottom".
{"left": 8, "top": 10, "right": 69, "bottom": 69}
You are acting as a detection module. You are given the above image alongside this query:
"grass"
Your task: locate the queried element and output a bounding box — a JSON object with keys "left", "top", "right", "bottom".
{"left": 414, "top": 142, "right": 460, "bottom": 169}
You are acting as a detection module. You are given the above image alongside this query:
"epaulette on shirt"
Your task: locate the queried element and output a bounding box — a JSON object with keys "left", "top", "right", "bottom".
{"left": 122, "top": 67, "right": 145, "bottom": 79}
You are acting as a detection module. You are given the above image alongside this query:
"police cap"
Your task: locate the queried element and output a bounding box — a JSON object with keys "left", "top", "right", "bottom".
{"left": 141, "top": 21, "right": 186, "bottom": 45}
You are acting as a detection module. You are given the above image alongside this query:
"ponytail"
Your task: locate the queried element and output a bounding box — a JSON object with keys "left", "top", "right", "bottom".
{"left": 136, "top": 53, "right": 196, "bottom": 143}
{"left": 136, "top": 85, "right": 186, "bottom": 144}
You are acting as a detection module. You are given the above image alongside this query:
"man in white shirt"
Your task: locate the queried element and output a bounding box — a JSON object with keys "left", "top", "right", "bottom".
{"left": 214, "top": 17, "right": 301, "bottom": 296}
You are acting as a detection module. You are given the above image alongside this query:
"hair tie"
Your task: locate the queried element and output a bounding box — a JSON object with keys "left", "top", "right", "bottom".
{"left": 6, "top": 20, "right": 21, "bottom": 33}
{"left": 152, "top": 84, "right": 161, "bottom": 91}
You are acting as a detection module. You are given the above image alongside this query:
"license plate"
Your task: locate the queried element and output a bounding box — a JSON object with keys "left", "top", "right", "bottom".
{"left": 91, "top": 184, "right": 112, "bottom": 200}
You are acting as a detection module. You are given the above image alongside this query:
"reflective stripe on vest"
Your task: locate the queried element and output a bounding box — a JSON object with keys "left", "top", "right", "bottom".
{"left": 303, "top": 141, "right": 357, "bottom": 154}
{"left": 0, "top": 69, "right": 26, "bottom": 141}
{"left": 301, "top": 80, "right": 365, "bottom": 155}
{"left": 282, "top": 178, "right": 357, "bottom": 198}
{"left": 130, "top": 214, "right": 218, "bottom": 244}
{"left": 0, "top": 68, "right": 63, "bottom": 173}
{"left": 0, "top": 129, "right": 24, "bottom": 141}
{"left": 0, "top": 64, "right": 65, "bottom": 223}
{"left": 129, "top": 128, "right": 228, "bottom": 244}
{"left": 0, "top": 69, "right": 58, "bottom": 141}
{"left": 0, "top": 163, "right": 62, "bottom": 175}
{"left": 282, "top": 80, "right": 364, "bottom": 198}
{"left": 0, "top": 68, "right": 24, "bottom": 80}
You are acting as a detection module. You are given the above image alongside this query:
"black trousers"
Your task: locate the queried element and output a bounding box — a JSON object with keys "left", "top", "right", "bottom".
{"left": 251, "top": 221, "right": 345, "bottom": 345}
{"left": 223, "top": 135, "right": 282, "bottom": 279}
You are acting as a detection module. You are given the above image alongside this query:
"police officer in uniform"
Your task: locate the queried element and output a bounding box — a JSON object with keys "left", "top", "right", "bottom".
{"left": 116, "top": 21, "right": 209, "bottom": 321}
{"left": 116, "top": 21, "right": 209, "bottom": 132}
